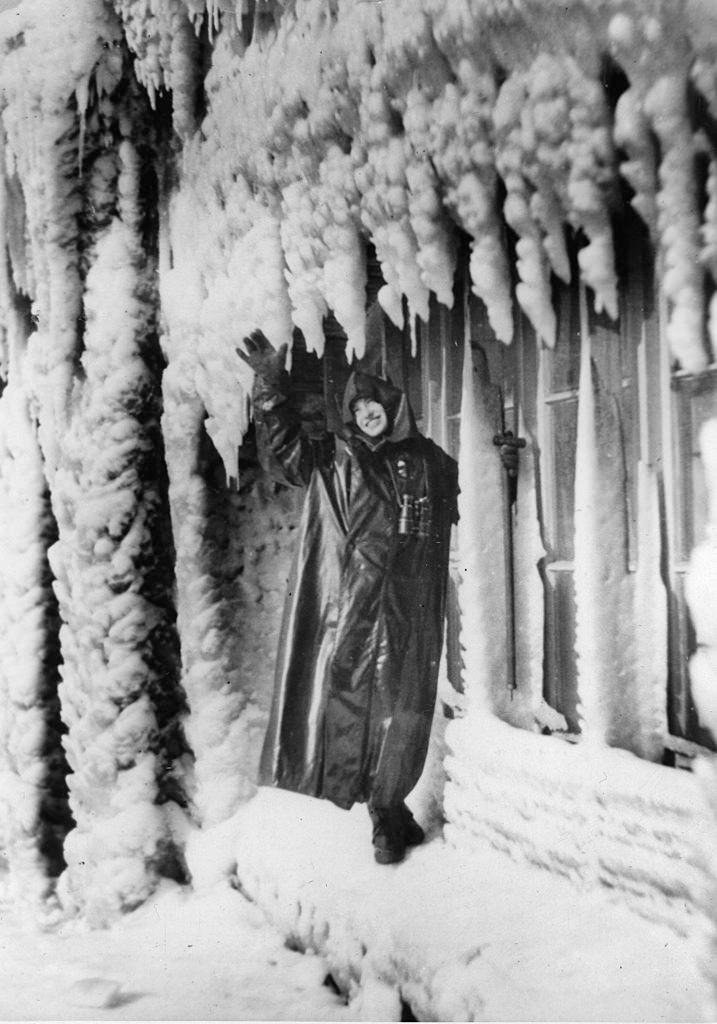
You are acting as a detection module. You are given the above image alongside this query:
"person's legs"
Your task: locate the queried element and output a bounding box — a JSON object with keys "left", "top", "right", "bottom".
{"left": 367, "top": 801, "right": 426, "bottom": 864}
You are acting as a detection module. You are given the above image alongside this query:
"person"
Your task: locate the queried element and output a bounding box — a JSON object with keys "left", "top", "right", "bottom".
{"left": 237, "top": 329, "right": 459, "bottom": 865}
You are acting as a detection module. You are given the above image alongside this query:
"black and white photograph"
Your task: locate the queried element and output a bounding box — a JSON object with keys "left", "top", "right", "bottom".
{"left": 0, "top": 0, "right": 716, "bottom": 1020}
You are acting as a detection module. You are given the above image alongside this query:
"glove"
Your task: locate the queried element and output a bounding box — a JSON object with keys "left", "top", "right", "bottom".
{"left": 236, "top": 330, "right": 288, "bottom": 387}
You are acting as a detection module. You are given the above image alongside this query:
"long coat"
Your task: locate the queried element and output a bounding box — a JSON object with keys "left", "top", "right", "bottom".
{"left": 256, "top": 371, "right": 459, "bottom": 810}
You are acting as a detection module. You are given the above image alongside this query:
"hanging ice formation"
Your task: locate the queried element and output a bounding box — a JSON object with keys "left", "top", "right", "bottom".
{"left": 102, "top": 0, "right": 717, "bottom": 479}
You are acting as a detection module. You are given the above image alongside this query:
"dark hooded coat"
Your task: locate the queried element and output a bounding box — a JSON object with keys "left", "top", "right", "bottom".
{"left": 256, "top": 370, "right": 459, "bottom": 810}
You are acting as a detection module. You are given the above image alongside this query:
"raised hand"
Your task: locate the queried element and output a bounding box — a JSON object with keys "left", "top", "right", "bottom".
{"left": 236, "top": 330, "right": 288, "bottom": 383}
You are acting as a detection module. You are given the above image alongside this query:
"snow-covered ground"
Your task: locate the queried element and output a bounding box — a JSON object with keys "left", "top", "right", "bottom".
{"left": 0, "top": 870, "right": 352, "bottom": 1021}
{"left": 230, "top": 790, "right": 715, "bottom": 1022}
{"left": 0, "top": 782, "right": 713, "bottom": 1022}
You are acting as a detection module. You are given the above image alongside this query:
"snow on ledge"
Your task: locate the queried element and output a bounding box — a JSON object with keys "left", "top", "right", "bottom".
{"left": 445, "top": 714, "right": 717, "bottom": 938}
{"left": 232, "top": 788, "right": 714, "bottom": 1021}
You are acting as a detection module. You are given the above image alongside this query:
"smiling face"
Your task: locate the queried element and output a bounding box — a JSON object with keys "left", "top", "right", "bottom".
{"left": 352, "top": 397, "right": 389, "bottom": 439}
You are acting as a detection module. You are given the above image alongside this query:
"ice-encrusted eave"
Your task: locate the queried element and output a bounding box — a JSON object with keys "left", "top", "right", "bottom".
{"left": 104, "top": 0, "right": 717, "bottom": 480}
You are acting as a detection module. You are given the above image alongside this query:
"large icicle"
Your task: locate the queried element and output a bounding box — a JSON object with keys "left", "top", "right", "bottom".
{"left": 196, "top": 179, "right": 292, "bottom": 475}
{"left": 378, "top": 2, "right": 458, "bottom": 312}
{"left": 55, "top": 208, "right": 183, "bottom": 924}
{"left": 495, "top": 71, "right": 557, "bottom": 347}
{"left": 355, "top": 79, "right": 429, "bottom": 331}
{"left": 645, "top": 73, "right": 708, "bottom": 374}
{"left": 404, "top": 61, "right": 512, "bottom": 344}
{"left": 0, "top": 0, "right": 121, "bottom": 476}
{"left": 632, "top": 457, "right": 668, "bottom": 759}
{"left": 0, "top": 159, "right": 69, "bottom": 906}
{"left": 614, "top": 87, "right": 659, "bottom": 241}
{"left": 572, "top": 325, "right": 605, "bottom": 742}
{"left": 0, "top": 374, "right": 67, "bottom": 913}
{"left": 573, "top": 316, "right": 636, "bottom": 746}
{"left": 319, "top": 145, "right": 368, "bottom": 361}
{"left": 113, "top": 0, "right": 199, "bottom": 136}
{"left": 0, "top": 0, "right": 139, "bottom": 920}
{"left": 159, "top": 189, "right": 267, "bottom": 838}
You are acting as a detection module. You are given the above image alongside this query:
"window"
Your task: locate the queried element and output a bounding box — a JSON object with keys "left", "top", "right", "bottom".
{"left": 540, "top": 274, "right": 581, "bottom": 733}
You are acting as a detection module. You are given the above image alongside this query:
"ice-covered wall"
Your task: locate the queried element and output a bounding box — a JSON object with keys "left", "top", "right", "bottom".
{"left": 445, "top": 284, "right": 678, "bottom": 930}
{"left": 0, "top": 0, "right": 717, "bottom": 929}
{"left": 135, "top": 2, "right": 717, "bottom": 924}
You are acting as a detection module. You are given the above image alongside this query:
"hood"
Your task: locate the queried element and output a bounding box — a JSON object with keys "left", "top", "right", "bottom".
{"left": 341, "top": 371, "right": 417, "bottom": 447}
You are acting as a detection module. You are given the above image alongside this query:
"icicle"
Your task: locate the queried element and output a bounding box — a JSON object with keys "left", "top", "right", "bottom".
{"left": 280, "top": 178, "right": 329, "bottom": 356}
{"left": 0, "top": 346, "right": 63, "bottom": 911}
{"left": 468, "top": 229, "right": 514, "bottom": 345}
{"left": 160, "top": 197, "right": 279, "bottom": 832}
{"left": 405, "top": 64, "right": 513, "bottom": 343}
{"left": 514, "top": 234, "right": 557, "bottom": 349}
{"left": 356, "top": 80, "right": 430, "bottom": 330}
{"left": 521, "top": 54, "right": 572, "bottom": 284}
{"left": 207, "top": 0, "right": 219, "bottom": 40}
{"left": 573, "top": 322, "right": 605, "bottom": 744}
{"left": 55, "top": 217, "right": 179, "bottom": 924}
{"left": 406, "top": 158, "right": 456, "bottom": 311}
{"left": 614, "top": 87, "right": 658, "bottom": 239}
{"left": 168, "top": 10, "right": 200, "bottom": 139}
{"left": 645, "top": 74, "right": 708, "bottom": 374}
{"left": 74, "top": 74, "right": 90, "bottom": 176}
{"left": 632, "top": 457, "right": 668, "bottom": 759}
{"left": 180, "top": 172, "right": 292, "bottom": 479}
{"left": 531, "top": 187, "right": 571, "bottom": 286}
{"left": 566, "top": 67, "right": 618, "bottom": 320}
{"left": 495, "top": 71, "right": 556, "bottom": 347}
{"left": 573, "top": 301, "right": 635, "bottom": 748}
{"left": 456, "top": 333, "right": 509, "bottom": 711}
{"left": 322, "top": 214, "right": 367, "bottom": 360}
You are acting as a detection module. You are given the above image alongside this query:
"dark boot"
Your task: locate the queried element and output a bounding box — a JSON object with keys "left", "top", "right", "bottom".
{"left": 368, "top": 805, "right": 406, "bottom": 865}
{"left": 399, "top": 803, "right": 425, "bottom": 846}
